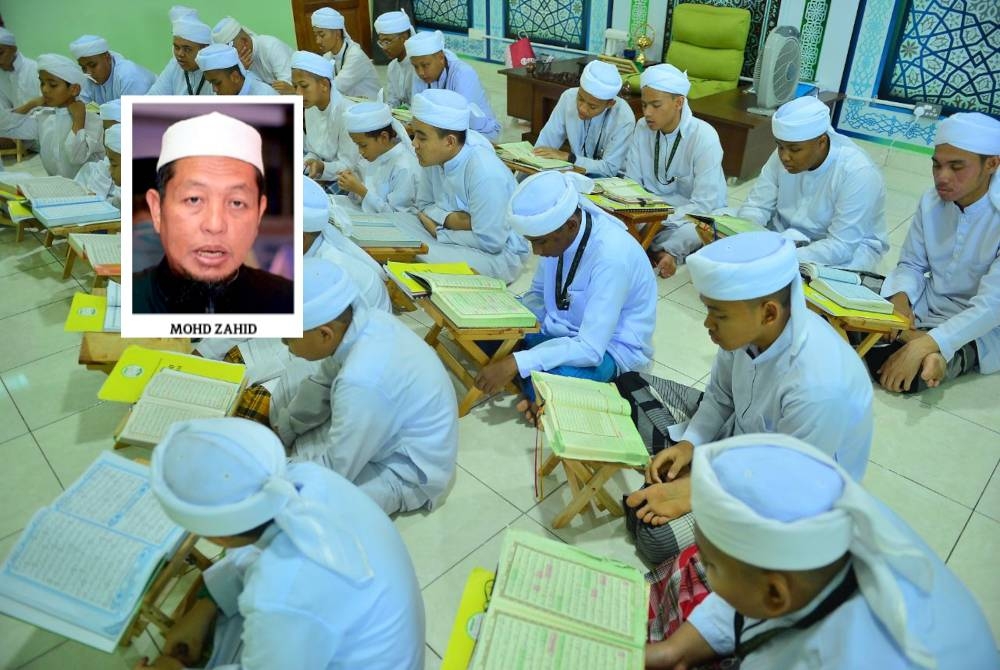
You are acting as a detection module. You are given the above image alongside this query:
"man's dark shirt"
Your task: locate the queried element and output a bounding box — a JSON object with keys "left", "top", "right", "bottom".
{"left": 133, "top": 258, "right": 293, "bottom": 314}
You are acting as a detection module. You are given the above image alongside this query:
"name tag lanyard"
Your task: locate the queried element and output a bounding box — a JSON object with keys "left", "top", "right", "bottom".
{"left": 555, "top": 212, "right": 593, "bottom": 311}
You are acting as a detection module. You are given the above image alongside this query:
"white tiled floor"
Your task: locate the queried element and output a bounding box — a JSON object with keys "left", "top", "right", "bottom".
{"left": 1, "top": 59, "right": 998, "bottom": 668}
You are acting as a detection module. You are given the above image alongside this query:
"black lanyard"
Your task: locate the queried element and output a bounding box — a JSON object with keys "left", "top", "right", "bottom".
{"left": 185, "top": 71, "right": 206, "bottom": 96}
{"left": 730, "top": 566, "right": 858, "bottom": 666}
{"left": 582, "top": 111, "right": 610, "bottom": 161}
{"left": 555, "top": 213, "right": 592, "bottom": 311}
{"left": 654, "top": 129, "right": 682, "bottom": 186}
{"left": 334, "top": 42, "right": 348, "bottom": 75}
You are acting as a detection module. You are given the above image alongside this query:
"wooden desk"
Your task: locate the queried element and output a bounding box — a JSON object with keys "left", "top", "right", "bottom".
{"left": 362, "top": 242, "right": 428, "bottom": 265}
{"left": 42, "top": 218, "right": 121, "bottom": 248}
{"left": 605, "top": 208, "right": 668, "bottom": 251}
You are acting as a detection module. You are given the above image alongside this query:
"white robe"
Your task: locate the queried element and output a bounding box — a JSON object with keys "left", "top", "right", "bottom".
{"left": 272, "top": 308, "right": 458, "bottom": 515}
{"left": 237, "top": 71, "right": 278, "bottom": 96}
{"left": 303, "top": 92, "right": 360, "bottom": 180}
{"left": 33, "top": 107, "right": 104, "bottom": 178}
{"left": 80, "top": 52, "right": 155, "bottom": 104}
{"left": 248, "top": 34, "right": 293, "bottom": 87}
{"left": 881, "top": 176, "right": 1000, "bottom": 374}
{"left": 738, "top": 134, "right": 888, "bottom": 271}
{"left": 0, "top": 52, "right": 40, "bottom": 140}
{"left": 327, "top": 38, "right": 381, "bottom": 100}
{"left": 385, "top": 56, "right": 415, "bottom": 109}
{"left": 351, "top": 141, "right": 420, "bottom": 213}
{"left": 306, "top": 229, "right": 391, "bottom": 314}
{"left": 624, "top": 104, "right": 727, "bottom": 259}
{"left": 411, "top": 50, "right": 501, "bottom": 142}
{"left": 202, "top": 463, "right": 425, "bottom": 670}
{"left": 535, "top": 88, "right": 636, "bottom": 177}
{"left": 146, "top": 58, "right": 215, "bottom": 96}
{"left": 73, "top": 157, "right": 120, "bottom": 208}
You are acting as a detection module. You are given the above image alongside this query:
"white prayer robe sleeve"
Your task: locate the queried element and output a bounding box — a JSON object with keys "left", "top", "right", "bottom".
{"left": 253, "top": 35, "right": 293, "bottom": 85}
{"left": 333, "top": 41, "right": 381, "bottom": 100}
{"left": 318, "top": 382, "right": 398, "bottom": 481}
{"left": 360, "top": 149, "right": 419, "bottom": 213}
{"left": 520, "top": 269, "right": 547, "bottom": 321}
{"left": 738, "top": 154, "right": 780, "bottom": 227}
{"left": 795, "top": 166, "right": 884, "bottom": 267}
{"left": 535, "top": 91, "right": 570, "bottom": 152}
{"left": 223, "top": 609, "right": 340, "bottom": 670}
{"left": 64, "top": 113, "right": 102, "bottom": 166}
{"left": 682, "top": 353, "right": 735, "bottom": 444}
{"left": 880, "top": 206, "right": 929, "bottom": 306}
{"left": 927, "top": 255, "right": 1000, "bottom": 362}
{"left": 272, "top": 357, "right": 336, "bottom": 446}
{"left": 202, "top": 547, "right": 261, "bottom": 617}
{"left": 435, "top": 157, "right": 511, "bottom": 254}
{"left": 145, "top": 61, "right": 176, "bottom": 96}
{"left": 686, "top": 593, "right": 737, "bottom": 656}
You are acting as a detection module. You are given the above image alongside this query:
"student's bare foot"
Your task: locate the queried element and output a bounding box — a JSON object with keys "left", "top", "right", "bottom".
{"left": 920, "top": 352, "right": 947, "bottom": 388}
{"left": 515, "top": 398, "right": 541, "bottom": 427}
{"left": 651, "top": 250, "right": 677, "bottom": 278}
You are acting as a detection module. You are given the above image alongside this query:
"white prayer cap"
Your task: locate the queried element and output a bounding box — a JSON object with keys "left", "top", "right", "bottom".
{"left": 579, "top": 60, "right": 622, "bottom": 100}
{"left": 311, "top": 7, "right": 345, "bottom": 30}
{"left": 69, "top": 34, "right": 109, "bottom": 59}
{"left": 168, "top": 5, "right": 198, "bottom": 22}
{"left": 172, "top": 17, "right": 212, "bottom": 45}
{"left": 36, "top": 54, "right": 88, "bottom": 88}
{"left": 195, "top": 43, "right": 241, "bottom": 72}
{"left": 374, "top": 10, "right": 414, "bottom": 35}
{"left": 640, "top": 63, "right": 691, "bottom": 97}
{"left": 151, "top": 417, "right": 374, "bottom": 582}
{"left": 303, "top": 256, "right": 359, "bottom": 329}
{"left": 691, "top": 433, "right": 936, "bottom": 669}
{"left": 291, "top": 50, "right": 333, "bottom": 80}
{"left": 508, "top": 171, "right": 594, "bottom": 237}
{"left": 935, "top": 112, "right": 1000, "bottom": 156}
{"left": 156, "top": 112, "right": 264, "bottom": 174}
{"left": 99, "top": 99, "right": 121, "bottom": 123}
{"left": 104, "top": 124, "right": 121, "bottom": 153}
{"left": 212, "top": 17, "right": 243, "bottom": 45}
{"left": 302, "top": 176, "right": 330, "bottom": 233}
{"left": 687, "top": 230, "right": 798, "bottom": 301}
{"left": 412, "top": 88, "right": 480, "bottom": 131}
{"left": 772, "top": 96, "right": 831, "bottom": 142}
{"left": 344, "top": 101, "right": 393, "bottom": 133}
{"left": 0, "top": 28, "right": 16, "bottom": 46}
{"left": 405, "top": 30, "right": 445, "bottom": 57}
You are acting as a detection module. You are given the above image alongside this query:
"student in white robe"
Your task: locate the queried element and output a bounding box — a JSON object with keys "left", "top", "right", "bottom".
{"left": 645, "top": 433, "right": 998, "bottom": 670}
{"left": 625, "top": 64, "right": 727, "bottom": 278}
{"left": 407, "top": 88, "right": 529, "bottom": 283}
{"left": 738, "top": 96, "right": 888, "bottom": 271}
{"left": 146, "top": 17, "right": 215, "bottom": 96}
{"left": 194, "top": 44, "right": 277, "bottom": 96}
{"left": 475, "top": 171, "right": 658, "bottom": 423}
{"left": 68, "top": 34, "right": 154, "bottom": 104}
{"left": 534, "top": 60, "right": 635, "bottom": 177}
{"left": 871, "top": 112, "right": 1000, "bottom": 393}
{"left": 211, "top": 16, "right": 294, "bottom": 93}
{"left": 624, "top": 230, "right": 873, "bottom": 565}
{"left": 74, "top": 124, "right": 120, "bottom": 207}
{"left": 337, "top": 101, "right": 420, "bottom": 213}
{"left": 311, "top": 7, "right": 380, "bottom": 100}
{"left": 406, "top": 30, "right": 502, "bottom": 142}
{"left": 145, "top": 417, "right": 426, "bottom": 670}
{"left": 272, "top": 258, "right": 458, "bottom": 515}
{"left": 291, "top": 51, "right": 359, "bottom": 183}
{"left": 0, "top": 28, "right": 40, "bottom": 142}
{"left": 374, "top": 10, "right": 416, "bottom": 109}
{"left": 168, "top": 4, "right": 198, "bottom": 21}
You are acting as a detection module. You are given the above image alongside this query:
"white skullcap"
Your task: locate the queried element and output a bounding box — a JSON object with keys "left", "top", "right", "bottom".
{"left": 156, "top": 112, "right": 264, "bottom": 174}
{"left": 579, "top": 60, "right": 622, "bottom": 100}
{"left": 412, "top": 88, "right": 482, "bottom": 131}
{"left": 169, "top": 5, "right": 199, "bottom": 22}
{"left": 303, "top": 256, "right": 359, "bottom": 329}
{"left": 0, "top": 28, "right": 16, "bottom": 46}
{"left": 311, "top": 7, "right": 345, "bottom": 30}
{"left": 687, "top": 230, "right": 798, "bottom": 301}
{"left": 69, "top": 35, "right": 109, "bottom": 59}
{"left": 935, "top": 112, "right": 1000, "bottom": 156}
{"left": 405, "top": 30, "right": 445, "bottom": 57}
{"left": 291, "top": 50, "right": 333, "bottom": 80}
{"left": 173, "top": 17, "right": 212, "bottom": 45}
{"left": 37, "top": 54, "right": 88, "bottom": 88}
{"left": 772, "top": 96, "right": 831, "bottom": 142}
{"left": 692, "top": 433, "right": 936, "bottom": 669}
{"left": 374, "top": 10, "right": 414, "bottom": 35}
{"left": 195, "top": 43, "right": 241, "bottom": 72}
{"left": 344, "top": 101, "right": 393, "bottom": 133}
{"left": 104, "top": 124, "right": 121, "bottom": 153}
{"left": 508, "top": 171, "right": 594, "bottom": 237}
{"left": 212, "top": 17, "right": 243, "bottom": 45}
{"left": 640, "top": 63, "right": 691, "bottom": 97}
{"left": 99, "top": 99, "right": 121, "bottom": 122}
{"left": 302, "top": 176, "right": 330, "bottom": 233}
{"left": 151, "top": 417, "right": 374, "bottom": 582}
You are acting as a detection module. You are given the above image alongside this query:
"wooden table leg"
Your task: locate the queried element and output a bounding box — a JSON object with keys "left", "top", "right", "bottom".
{"left": 450, "top": 336, "right": 522, "bottom": 417}
{"left": 62, "top": 245, "right": 78, "bottom": 280}
{"left": 638, "top": 220, "right": 664, "bottom": 251}
{"left": 43, "top": 231, "right": 54, "bottom": 247}
{"left": 551, "top": 460, "right": 620, "bottom": 529}
{"left": 855, "top": 332, "right": 883, "bottom": 357}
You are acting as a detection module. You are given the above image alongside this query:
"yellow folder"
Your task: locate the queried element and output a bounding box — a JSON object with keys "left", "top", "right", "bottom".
{"left": 98, "top": 345, "right": 246, "bottom": 403}
{"left": 441, "top": 567, "right": 495, "bottom": 670}
{"left": 64, "top": 293, "right": 107, "bottom": 332}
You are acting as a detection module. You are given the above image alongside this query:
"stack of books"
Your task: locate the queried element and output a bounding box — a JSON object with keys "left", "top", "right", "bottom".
{"left": 386, "top": 261, "right": 475, "bottom": 299}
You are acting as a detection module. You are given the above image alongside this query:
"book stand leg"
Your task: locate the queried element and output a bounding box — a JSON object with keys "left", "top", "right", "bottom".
{"left": 425, "top": 325, "right": 522, "bottom": 417}
{"left": 62, "top": 244, "right": 79, "bottom": 280}
{"left": 541, "top": 454, "right": 625, "bottom": 529}
{"left": 631, "top": 220, "right": 663, "bottom": 251}
{"left": 820, "top": 315, "right": 891, "bottom": 357}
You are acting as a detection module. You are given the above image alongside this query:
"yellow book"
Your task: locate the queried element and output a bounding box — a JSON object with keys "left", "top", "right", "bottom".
{"left": 804, "top": 284, "right": 909, "bottom": 325}
{"left": 385, "top": 261, "right": 475, "bottom": 298}
{"left": 468, "top": 530, "right": 647, "bottom": 670}
{"left": 98, "top": 345, "right": 245, "bottom": 404}
{"left": 6, "top": 200, "right": 36, "bottom": 223}
{"left": 409, "top": 271, "right": 537, "bottom": 328}
{"left": 441, "top": 567, "right": 495, "bottom": 670}
{"left": 64, "top": 293, "right": 107, "bottom": 332}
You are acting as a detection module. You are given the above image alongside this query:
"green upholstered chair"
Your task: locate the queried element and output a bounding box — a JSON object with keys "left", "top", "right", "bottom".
{"left": 665, "top": 3, "right": 751, "bottom": 99}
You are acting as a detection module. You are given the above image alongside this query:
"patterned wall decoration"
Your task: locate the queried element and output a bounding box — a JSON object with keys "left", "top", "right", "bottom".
{"left": 881, "top": 0, "right": 999, "bottom": 115}
{"left": 660, "top": 0, "right": 781, "bottom": 80}
{"left": 413, "top": 0, "right": 472, "bottom": 32}
{"left": 798, "top": 0, "right": 831, "bottom": 82}
{"left": 505, "top": 0, "right": 588, "bottom": 51}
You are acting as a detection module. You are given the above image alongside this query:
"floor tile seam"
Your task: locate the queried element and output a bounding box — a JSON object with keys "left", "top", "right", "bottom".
{"left": 12, "top": 640, "right": 68, "bottom": 670}
{"left": 21, "top": 397, "right": 107, "bottom": 434}
{"left": 0, "top": 343, "right": 82, "bottom": 376}
{"left": 917, "top": 400, "right": 1000, "bottom": 437}
{"left": 453, "top": 461, "right": 550, "bottom": 515}
{"left": 865, "top": 458, "right": 982, "bottom": 510}
{"left": 943, "top": 508, "right": 977, "bottom": 565}
{"left": 0, "top": 293, "right": 80, "bottom": 322}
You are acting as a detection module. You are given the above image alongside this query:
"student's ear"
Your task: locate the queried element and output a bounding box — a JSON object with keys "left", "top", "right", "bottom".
{"left": 69, "top": 83, "right": 82, "bottom": 98}
{"left": 762, "top": 572, "right": 794, "bottom": 617}
{"left": 759, "top": 299, "right": 781, "bottom": 326}
{"left": 985, "top": 155, "right": 1000, "bottom": 175}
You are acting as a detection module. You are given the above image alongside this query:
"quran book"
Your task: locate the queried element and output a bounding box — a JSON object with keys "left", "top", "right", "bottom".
{"left": 33, "top": 199, "right": 121, "bottom": 228}
{"left": 803, "top": 285, "right": 908, "bottom": 324}
{"left": 0, "top": 171, "right": 39, "bottom": 196}
{"left": 531, "top": 371, "right": 649, "bottom": 467}
{"left": 237, "top": 338, "right": 295, "bottom": 385}
{"left": 99, "top": 345, "right": 246, "bottom": 404}
{"left": 0, "top": 452, "right": 185, "bottom": 652}
{"left": 64, "top": 292, "right": 108, "bottom": 332}
{"left": 386, "top": 261, "right": 475, "bottom": 298}
{"left": 348, "top": 212, "right": 424, "bottom": 248}
{"left": 70, "top": 232, "right": 122, "bottom": 273}
{"left": 468, "top": 530, "right": 647, "bottom": 670}
{"left": 808, "top": 277, "right": 892, "bottom": 315}
{"left": 799, "top": 261, "right": 861, "bottom": 285}
{"left": 496, "top": 141, "right": 574, "bottom": 171}
{"left": 409, "top": 271, "right": 538, "bottom": 328}
{"left": 593, "top": 177, "right": 666, "bottom": 205}
{"left": 441, "top": 567, "right": 495, "bottom": 670}
{"left": 19, "top": 176, "right": 91, "bottom": 201}
{"left": 685, "top": 213, "right": 766, "bottom": 237}
{"left": 586, "top": 193, "right": 673, "bottom": 213}
{"left": 6, "top": 199, "right": 36, "bottom": 223}
{"left": 118, "top": 369, "right": 243, "bottom": 447}
{"left": 392, "top": 107, "right": 413, "bottom": 124}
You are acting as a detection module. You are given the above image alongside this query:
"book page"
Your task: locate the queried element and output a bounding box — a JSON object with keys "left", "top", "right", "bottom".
{"left": 19, "top": 176, "right": 90, "bottom": 200}
{"left": 412, "top": 272, "right": 506, "bottom": 292}
{"left": 121, "top": 400, "right": 226, "bottom": 447}
{"left": 34, "top": 200, "right": 120, "bottom": 226}
{"left": 531, "top": 372, "right": 630, "bottom": 415}
{"left": 497, "top": 142, "right": 572, "bottom": 170}
{"left": 83, "top": 234, "right": 122, "bottom": 267}
{"left": 238, "top": 338, "right": 292, "bottom": 385}
{"left": 550, "top": 406, "right": 622, "bottom": 437}
{"left": 436, "top": 290, "right": 529, "bottom": 318}
{"left": 143, "top": 369, "right": 240, "bottom": 412}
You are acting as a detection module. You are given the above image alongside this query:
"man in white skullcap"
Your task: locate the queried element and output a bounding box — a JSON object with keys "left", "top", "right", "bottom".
{"left": 74, "top": 123, "right": 120, "bottom": 207}
{"left": 407, "top": 88, "right": 529, "bottom": 283}
{"left": 337, "top": 100, "right": 420, "bottom": 213}
{"left": 0, "top": 27, "right": 40, "bottom": 142}
{"left": 534, "top": 60, "right": 635, "bottom": 177}
{"left": 406, "top": 30, "right": 502, "bottom": 141}
{"left": 624, "top": 230, "right": 872, "bottom": 566}
{"left": 870, "top": 112, "right": 1000, "bottom": 393}
{"left": 146, "top": 417, "right": 426, "bottom": 670}
{"left": 146, "top": 16, "right": 215, "bottom": 96}
{"left": 194, "top": 43, "right": 277, "bottom": 96}
{"left": 212, "top": 16, "right": 295, "bottom": 94}
{"left": 133, "top": 112, "right": 293, "bottom": 314}
{"left": 374, "top": 9, "right": 416, "bottom": 108}
{"left": 69, "top": 34, "right": 154, "bottom": 104}
{"left": 645, "top": 433, "right": 998, "bottom": 670}
{"left": 168, "top": 4, "right": 198, "bottom": 22}
{"left": 474, "top": 171, "right": 658, "bottom": 424}
{"left": 272, "top": 257, "right": 458, "bottom": 516}
{"left": 311, "top": 7, "right": 380, "bottom": 100}
{"left": 625, "top": 64, "right": 727, "bottom": 278}
{"left": 738, "top": 96, "right": 888, "bottom": 271}
{"left": 290, "top": 50, "right": 360, "bottom": 183}
{"left": 98, "top": 99, "right": 120, "bottom": 129}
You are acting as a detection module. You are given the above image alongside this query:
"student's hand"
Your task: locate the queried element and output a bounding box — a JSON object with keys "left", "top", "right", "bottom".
{"left": 652, "top": 250, "right": 677, "bottom": 278}
{"left": 878, "top": 333, "right": 939, "bottom": 392}
{"left": 235, "top": 42, "right": 253, "bottom": 70}
{"left": 67, "top": 100, "right": 86, "bottom": 132}
{"left": 417, "top": 211, "right": 439, "bottom": 238}
{"left": 474, "top": 355, "right": 519, "bottom": 395}
{"left": 336, "top": 170, "right": 366, "bottom": 197}
{"left": 163, "top": 597, "right": 218, "bottom": 666}
{"left": 625, "top": 479, "right": 692, "bottom": 525}
{"left": 13, "top": 96, "right": 43, "bottom": 114}
{"left": 646, "top": 441, "right": 694, "bottom": 483}
{"left": 533, "top": 147, "right": 570, "bottom": 161}
{"left": 304, "top": 158, "right": 324, "bottom": 179}
{"left": 645, "top": 622, "right": 717, "bottom": 670}
{"left": 444, "top": 211, "right": 472, "bottom": 231}
{"left": 272, "top": 80, "right": 295, "bottom": 95}
{"left": 645, "top": 639, "right": 687, "bottom": 670}
{"left": 134, "top": 656, "right": 184, "bottom": 670}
